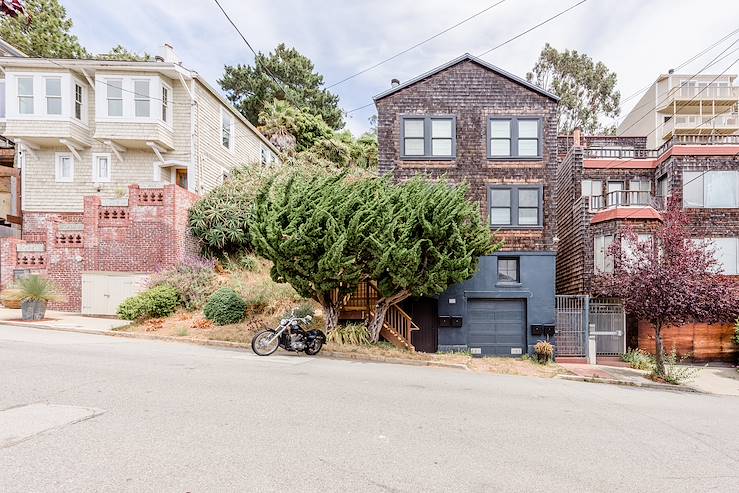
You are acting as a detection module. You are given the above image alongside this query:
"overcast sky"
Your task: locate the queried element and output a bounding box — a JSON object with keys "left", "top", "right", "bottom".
{"left": 63, "top": 0, "right": 739, "bottom": 135}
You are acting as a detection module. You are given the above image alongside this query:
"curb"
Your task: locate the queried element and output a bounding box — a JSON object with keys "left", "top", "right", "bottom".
{"left": 556, "top": 374, "right": 703, "bottom": 394}
{"left": 318, "top": 349, "right": 470, "bottom": 371}
{"left": 0, "top": 320, "right": 129, "bottom": 336}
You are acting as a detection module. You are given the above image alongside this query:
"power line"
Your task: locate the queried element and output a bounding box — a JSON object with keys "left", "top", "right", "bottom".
{"left": 326, "top": 0, "right": 507, "bottom": 89}
{"left": 347, "top": 0, "right": 588, "bottom": 116}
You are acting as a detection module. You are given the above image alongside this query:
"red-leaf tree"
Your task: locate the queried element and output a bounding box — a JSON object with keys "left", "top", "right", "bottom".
{"left": 593, "top": 206, "right": 739, "bottom": 376}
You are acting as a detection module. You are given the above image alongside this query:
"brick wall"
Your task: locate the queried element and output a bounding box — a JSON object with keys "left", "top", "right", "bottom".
{"left": 0, "top": 184, "right": 199, "bottom": 311}
{"left": 376, "top": 58, "right": 559, "bottom": 252}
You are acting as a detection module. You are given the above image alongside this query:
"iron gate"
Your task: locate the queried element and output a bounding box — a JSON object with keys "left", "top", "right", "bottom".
{"left": 555, "top": 296, "right": 626, "bottom": 357}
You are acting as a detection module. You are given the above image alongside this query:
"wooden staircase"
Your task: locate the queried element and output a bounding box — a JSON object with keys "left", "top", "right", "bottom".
{"left": 340, "top": 282, "right": 419, "bottom": 351}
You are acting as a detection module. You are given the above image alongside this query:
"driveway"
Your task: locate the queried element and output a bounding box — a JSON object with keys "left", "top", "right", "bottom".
{"left": 1, "top": 325, "right": 737, "bottom": 492}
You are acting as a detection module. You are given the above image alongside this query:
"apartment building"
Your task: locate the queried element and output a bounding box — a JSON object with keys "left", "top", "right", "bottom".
{"left": 367, "top": 54, "right": 559, "bottom": 356}
{"left": 0, "top": 44, "right": 279, "bottom": 313}
{"left": 618, "top": 72, "right": 739, "bottom": 150}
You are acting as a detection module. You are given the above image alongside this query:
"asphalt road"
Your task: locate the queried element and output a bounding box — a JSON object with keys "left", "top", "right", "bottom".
{"left": 1, "top": 325, "right": 737, "bottom": 493}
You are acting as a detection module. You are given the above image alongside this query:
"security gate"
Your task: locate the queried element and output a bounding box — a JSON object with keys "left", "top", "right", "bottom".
{"left": 555, "top": 296, "right": 626, "bottom": 357}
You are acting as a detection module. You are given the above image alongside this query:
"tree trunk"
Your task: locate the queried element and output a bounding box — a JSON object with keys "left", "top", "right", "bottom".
{"left": 317, "top": 293, "right": 344, "bottom": 334}
{"left": 653, "top": 322, "right": 666, "bottom": 377}
{"left": 367, "top": 290, "right": 411, "bottom": 342}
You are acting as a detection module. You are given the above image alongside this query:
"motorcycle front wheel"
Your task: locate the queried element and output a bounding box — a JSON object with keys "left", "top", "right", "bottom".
{"left": 304, "top": 339, "right": 323, "bottom": 356}
{"left": 251, "top": 329, "right": 279, "bottom": 356}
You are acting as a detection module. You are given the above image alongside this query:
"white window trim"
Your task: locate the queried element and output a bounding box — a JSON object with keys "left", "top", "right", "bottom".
{"left": 105, "top": 77, "right": 124, "bottom": 118}
{"left": 17, "top": 75, "right": 34, "bottom": 115}
{"left": 92, "top": 153, "right": 112, "bottom": 183}
{"left": 221, "top": 107, "right": 235, "bottom": 153}
{"left": 133, "top": 78, "right": 151, "bottom": 118}
{"left": 683, "top": 170, "right": 739, "bottom": 209}
{"left": 160, "top": 81, "right": 172, "bottom": 126}
{"left": 55, "top": 152, "right": 75, "bottom": 183}
{"left": 44, "top": 76, "right": 62, "bottom": 116}
{"left": 0, "top": 79, "right": 5, "bottom": 120}
{"left": 705, "top": 237, "right": 739, "bottom": 275}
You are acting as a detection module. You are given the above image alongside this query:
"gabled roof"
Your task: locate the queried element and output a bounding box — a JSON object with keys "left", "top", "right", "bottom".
{"left": 0, "top": 37, "right": 26, "bottom": 57}
{"left": 373, "top": 53, "right": 559, "bottom": 102}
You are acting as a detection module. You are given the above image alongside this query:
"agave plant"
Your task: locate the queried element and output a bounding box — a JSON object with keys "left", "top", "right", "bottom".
{"left": 1, "top": 275, "right": 64, "bottom": 303}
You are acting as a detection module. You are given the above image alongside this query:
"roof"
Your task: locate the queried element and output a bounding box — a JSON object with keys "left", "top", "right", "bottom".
{"left": 373, "top": 53, "right": 559, "bottom": 102}
{"left": 0, "top": 37, "right": 26, "bottom": 57}
{"left": 0, "top": 55, "right": 280, "bottom": 156}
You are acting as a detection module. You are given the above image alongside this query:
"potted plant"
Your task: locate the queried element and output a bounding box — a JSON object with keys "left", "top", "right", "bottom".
{"left": 1, "top": 275, "right": 64, "bottom": 320}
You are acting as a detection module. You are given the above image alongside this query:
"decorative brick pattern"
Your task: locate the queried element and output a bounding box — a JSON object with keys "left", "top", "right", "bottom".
{"left": 376, "top": 58, "right": 558, "bottom": 252}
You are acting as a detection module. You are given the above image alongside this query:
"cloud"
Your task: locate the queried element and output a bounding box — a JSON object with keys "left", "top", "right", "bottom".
{"left": 63, "top": 0, "right": 739, "bottom": 136}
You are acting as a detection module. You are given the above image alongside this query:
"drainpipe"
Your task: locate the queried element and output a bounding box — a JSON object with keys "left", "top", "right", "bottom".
{"left": 583, "top": 295, "right": 591, "bottom": 361}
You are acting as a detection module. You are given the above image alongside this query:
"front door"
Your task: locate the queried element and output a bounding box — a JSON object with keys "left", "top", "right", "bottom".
{"left": 401, "top": 297, "right": 439, "bottom": 353}
{"left": 176, "top": 169, "right": 188, "bottom": 189}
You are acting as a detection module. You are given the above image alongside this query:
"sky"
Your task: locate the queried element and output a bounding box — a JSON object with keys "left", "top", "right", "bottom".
{"left": 62, "top": 0, "right": 739, "bottom": 136}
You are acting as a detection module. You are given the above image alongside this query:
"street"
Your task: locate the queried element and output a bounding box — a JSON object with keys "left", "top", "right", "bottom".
{"left": 1, "top": 325, "right": 737, "bottom": 493}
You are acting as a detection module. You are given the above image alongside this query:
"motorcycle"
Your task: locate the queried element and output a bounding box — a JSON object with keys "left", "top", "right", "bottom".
{"left": 251, "top": 315, "right": 326, "bottom": 356}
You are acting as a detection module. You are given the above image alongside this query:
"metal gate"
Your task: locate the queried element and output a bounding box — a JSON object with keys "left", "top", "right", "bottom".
{"left": 590, "top": 299, "right": 626, "bottom": 356}
{"left": 555, "top": 295, "right": 586, "bottom": 356}
{"left": 555, "top": 296, "right": 626, "bottom": 357}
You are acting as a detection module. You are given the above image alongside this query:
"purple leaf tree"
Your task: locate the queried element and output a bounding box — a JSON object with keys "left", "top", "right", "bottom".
{"left": 593, "top": 206, "right": 739, "bottom": 376}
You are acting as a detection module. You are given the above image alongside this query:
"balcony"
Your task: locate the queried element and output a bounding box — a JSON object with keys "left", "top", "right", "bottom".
{"left": 657, "top": 82, "right": 739, "bottom": 110}
{"left": 662, "top": 113, "right": 739, "bottom": 139}
{"left": 588, "top": 191, "right": 665, "bottom": 212}
{"left": 582, "top": 148, "right": 659, "bottom": 159}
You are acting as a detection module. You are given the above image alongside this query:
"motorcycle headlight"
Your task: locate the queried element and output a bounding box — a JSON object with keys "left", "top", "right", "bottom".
{"left": 280, "top": 319, "right": 288, "bottom": 326}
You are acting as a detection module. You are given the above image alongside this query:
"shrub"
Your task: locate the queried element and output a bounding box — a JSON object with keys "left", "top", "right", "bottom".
{"left": 204, "top": 288, "right": 247, "bottom": 325}
{"left": 622, "top": 348, "right": 654, "bottom": 371}
{"left": 117, "top": 285, "right": 180, "bottom": 321}
{"left": 1, "top": 275, "right": 64, "bottom": 303}
{"left": 148, "top": 257, "right": 217, "bottom": 310}
{"left": 534, "top": 340, "right": 554, "bottom": 364}
{"left": 281, "top": 302, "right": 315, "bottom": 320}
{"left": 237, "top": 254, "right": 260, "bottom": 272}
{"left": 327, "top": 323, "right": 371, "bottom": 346}
{"left": 657, "top": 347, "right": 700, "bottom": 385}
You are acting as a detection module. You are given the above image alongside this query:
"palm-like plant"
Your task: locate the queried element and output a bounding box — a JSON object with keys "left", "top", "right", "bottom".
{"left": 1, "top": 275, "right": 64, "bottom": 303}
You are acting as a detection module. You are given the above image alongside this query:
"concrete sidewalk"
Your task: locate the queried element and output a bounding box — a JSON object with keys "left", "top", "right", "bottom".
{"left": 0, "top": 308, "right": 130, "bottom": 333}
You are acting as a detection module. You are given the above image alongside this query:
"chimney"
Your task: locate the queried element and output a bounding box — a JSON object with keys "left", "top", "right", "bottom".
{"left": 668, "top": 68, "right": 674, "bottom": 75}
{"left": 573, "top": 127, "right": 582, "bottom": 147}
{"left": 391, "top": 78, "right": 400, "bottom": 88}
{"left": 161, "top": 43, "right": 180, "bottom": 64}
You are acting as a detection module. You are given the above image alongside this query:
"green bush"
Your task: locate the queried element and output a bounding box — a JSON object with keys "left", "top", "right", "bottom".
{"left": 534, "top": 340, "right": 554, "bottom": 364}
{"left": 117, "top": 285, "right": 180, "bottom": 321}
{"left": 203, "top": 288, "right": 247, "bottom": 325}
{"left": 327, "top": 324, "right": 371, "bottom": 346}
{"left": 281, "top": 301, "right": 315, "bottom": 320}
{"left": 148, "top": 257, "right": 217, "bottom": 310}
{"left": 622, "top": 348, "right": 654, "bottom": 371}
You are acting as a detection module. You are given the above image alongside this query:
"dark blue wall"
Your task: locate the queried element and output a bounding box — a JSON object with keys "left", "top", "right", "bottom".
{"left": 437, "top": 252, "right": 556, "bottom": 355}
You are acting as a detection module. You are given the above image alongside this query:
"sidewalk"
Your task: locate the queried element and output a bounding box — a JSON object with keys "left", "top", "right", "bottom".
{"left": 0, "top": 308, "right": 130, "bottom": 333}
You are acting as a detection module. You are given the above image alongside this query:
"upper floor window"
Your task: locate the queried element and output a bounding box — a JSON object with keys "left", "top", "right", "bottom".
{"left": 489, "top": 186, "right": 543, "bottom": 227}
{"left": 581, "top": 179, "right": 603, "bottom": 210}
{"left": 683, "top": 170, "right": 738, "bottom": 208}
{"left": 401, "top": 116, "right": 455, "bottom": 159}
{"left": 45, "top": 77, "right": 62, "bottom": 115}
{"left": 161, "top": 86, "right": 169, "bottom": 123}
{"left": 106, "top": 79, "right": 123, "bottom": 117}
{"left": 0, "top": 80, "right": 5, "bottom": 118}
{"left": 17, "top": 76, "right": 33, "bottom": 114}
{"left": 55, "top": 152, "right": 74, "bottom": 183}
{"left": 221, "top": 109, "right": 234, "bottom": 151}
{"left": 488, "top": 117, "right": 542, "bottom": 159}
{"left": 133, "top": 80, "right": 150, "bottom": 117}
{"left": 74, "top": 83, "right": 83, "bottom": 120}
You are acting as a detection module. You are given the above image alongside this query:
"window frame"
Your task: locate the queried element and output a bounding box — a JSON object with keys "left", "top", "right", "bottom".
{"left": 488, "top": 185, "right": 544, "bottom": 229}
{"left": 160, "top": 83, "right": 170, "bottom": 124}
{"left": 105, "top": 78, "right": 124, "bottom": 118}
{"left": 92, "top": 153, "right": 112, "bottom": 183}
{"left": 0, "top": 80, "right": 5, "bottom": 119}
{"left": 74, "top": 82, "right": 83, "bottom": 121}
{"left": 133, "top": 78, "right": 151, "bottom": 118}
{"left": 487, "top": 116, "right": 544, "bottom": 160}
{"left": 400, "top": 115, "right": 456, "bottom": 160}
{"left": 594, "top": 234, "right": 615, "bottom": 273}
{"left": 17, "top": 76, "right": 34, "bottom": 115}
{"left": 683, "top": 170, "right": 739, "bottom": 209}
{"left": 221, "top": 107, "right": 235, "bottom": 152}
{"left": 44, "top": 77, "right": 62, "bottom": 116}
{"left": 55, "top": 152, "right": 74, "bottom": 183}
{"left": 497, "top": 256, "right": 520, "bottom": 283}
{"left": 706, "top": 237, "right": 739, "bottom": 275}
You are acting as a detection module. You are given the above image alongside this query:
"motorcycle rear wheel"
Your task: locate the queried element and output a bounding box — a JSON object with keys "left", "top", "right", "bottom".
{"left": 304, "top": 339, "right": 323, "bottom": 356}
{"left": 251, "top": 329, "right": 279, "bottom": 356}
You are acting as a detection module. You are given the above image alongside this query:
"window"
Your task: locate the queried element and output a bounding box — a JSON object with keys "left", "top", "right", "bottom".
{"left": 488, "top": 117, "right": 542, "bottom": 159}
{"left": 622, "top": 234, "right": 653, "bottom": 266}
{"left": 0, "top": 80, "right": 5, "bottom": 118}
{"left": 261, "top": 145, "right": 269, "bottom": 165}
{"left": 657, "top": 175, "right": 669, "bottom": 197}
{"left": 594, "top": 234, "right": 615, "bottom": 273}
{"left": 497, "top": 257, "right": 519, "bottom": 283}
{"left": 221, "top": 109, "right": 234, "bottom": 150}
{"left": 55, "top": 153, "right": 74, "bottom": 183}
{"left": 74, "top": 83, "right": 83, "bottom": 120}
{"left": 44, "top": 78, "right": 62, "bottom": 115}
{"left": 92, "top": 153, "right": 111, "bottom": 182}
{"left": 607, "top": 181, "right": 624, "bottom": 206}
{"left": 489, "top": 186, "right": 543, "bottom": 227}
{"left": 134, "top": 80, "right": 150, "bottom": 117}
{"left": 581, "top": 179, "right": 603, "bottom": 210}
{"left": 161, "top": 85, "right": 169, "bottom": 123}
{"left": 106, "top": 79, "right": 123, "bottom": 117}
{"left": 703, "top": 238, "right": 739, "bottom": 275}
{"left": 401, "top": 116, "right": 455, "bottom": 159}
{"left": 683, "top": 170, "right": 739, "bottom": 208}
{"left": 17, "top": 77, "right": 33, "bottom": 114}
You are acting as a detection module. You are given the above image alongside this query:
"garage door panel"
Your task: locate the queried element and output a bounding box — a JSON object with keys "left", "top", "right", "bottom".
{"left": 467, "top": 299, "right": 526, "bottom": 355}
{"left": 82, "top": 273, "right": 148, "bottom": 316}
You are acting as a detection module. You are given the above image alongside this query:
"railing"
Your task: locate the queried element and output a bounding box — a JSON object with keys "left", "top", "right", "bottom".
{"left": 675, "top": 84, "right": 738, "bottom": 99}
{"left": 383, "top": 303, "right": 417, "bottom": 347}
{"left": 582, "top": 148, "right": 659, "bottom": 159}
{"left": 587, "top": 191, "right": 666, "bottom": 211}
{"left": 342, "top": 281, "right": 378, "bottom": 312}
{"left": 585, "top": 134, "right": 739, "bottom": 162}
{"left": 663, "top": 114, "right": 739, "bottom": 136}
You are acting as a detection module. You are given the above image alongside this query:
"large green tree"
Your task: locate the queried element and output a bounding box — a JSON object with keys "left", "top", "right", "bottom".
{"left": 0, "top": 0, "right": 88, "bottom": 58}
{"left": 220, "top": 43, "right": 344, "bottom": 130}
{"left": 365, "top": 178, "right": 497, "bottom": 341}
{"left": 249, "top": 171, "right": 380, "bottom": 331}
{"left": 526, "top": 43, "right": 620, "bottom": 134}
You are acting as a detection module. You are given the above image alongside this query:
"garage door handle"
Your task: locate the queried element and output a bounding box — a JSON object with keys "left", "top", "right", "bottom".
{"left": 104, "top": 294, "right": 110, "bottom": 298}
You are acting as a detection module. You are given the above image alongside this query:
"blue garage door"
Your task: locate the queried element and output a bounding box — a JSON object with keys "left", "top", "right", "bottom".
{"left": 467, "top": 299, "right": 526, "bottom": 356}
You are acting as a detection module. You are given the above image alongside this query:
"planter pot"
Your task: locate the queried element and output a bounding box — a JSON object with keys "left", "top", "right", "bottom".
{"left": 21, "top": 300, "right": 47, "bottom": 321}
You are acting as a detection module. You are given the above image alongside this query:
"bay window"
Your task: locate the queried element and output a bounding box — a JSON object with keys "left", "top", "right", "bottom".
{"left": 17, "top": 77, "right": 33, "bottom": 114}
{"left": 133, "top": 80, "right": 150, "bottom": 117}
{"left": 45, "top": 78, "right": 62, "bottom": 115}
{"left": 74, "top": 83, "right": 83, "bottom": 120}
{"left": 106, "top": 79, "right": 123, "bottom": 117}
